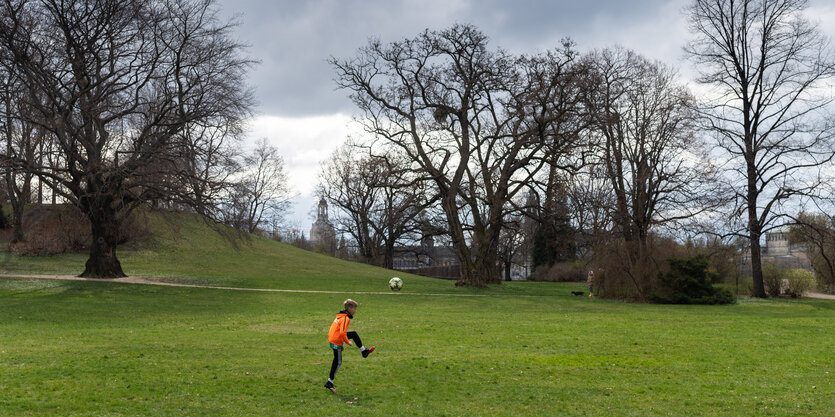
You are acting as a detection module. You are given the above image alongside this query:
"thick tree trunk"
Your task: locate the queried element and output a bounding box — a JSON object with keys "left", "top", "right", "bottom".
{"left": 456, "top": 260, "right": 492, "bottom": 288}
{"left": 80, "top": 199, "right": 126, "bottom": 278}
{"left": 451, "top": 234, "right": 503, "bottom": 287}
{"left": 479, "top": 249, "right": 502, "bottom": 285}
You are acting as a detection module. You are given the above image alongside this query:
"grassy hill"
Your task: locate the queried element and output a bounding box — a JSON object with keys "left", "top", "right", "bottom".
{"left": 0, "top": 209, "right": 561, "bottom": 295}
{"left": 0, "top": 210, "right": 832, "bottom": 416}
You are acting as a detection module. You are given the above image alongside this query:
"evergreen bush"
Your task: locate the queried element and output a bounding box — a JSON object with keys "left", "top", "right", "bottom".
{"left": 650, "top": 255, "right": 736, "bottom": 304}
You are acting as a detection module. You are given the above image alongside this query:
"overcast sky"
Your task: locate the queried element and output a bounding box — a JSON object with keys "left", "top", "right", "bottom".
{"left": 216, "top": 0, "right": 835, "bottom": 229}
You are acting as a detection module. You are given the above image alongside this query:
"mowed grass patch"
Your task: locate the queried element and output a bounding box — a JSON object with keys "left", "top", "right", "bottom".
{"left": 0, "top": 278, "right": 832, "bottom": 416}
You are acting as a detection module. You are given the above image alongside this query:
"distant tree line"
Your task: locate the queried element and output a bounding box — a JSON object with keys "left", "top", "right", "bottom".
{"left": 324, "top": 0, "right": 835, "bottom": 297}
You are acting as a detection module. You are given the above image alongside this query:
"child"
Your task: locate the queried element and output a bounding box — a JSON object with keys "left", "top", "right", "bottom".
{"left": 324, "top": 299, "right": 375, "bottom": 393}
{"left": 587, "top": 270, "right": 595, "bottom": 296}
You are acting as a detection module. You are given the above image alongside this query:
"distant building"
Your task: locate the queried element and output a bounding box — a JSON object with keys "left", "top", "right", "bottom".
{"left": 392, "top": 234, "right": 460, "bottom": 279}
{"left": 309, "top": 198, "right": 336, "bottom": 254}
{"left": 391, "top": 190, "right": 540, "bottom": 281}
{"left": 392, "top": 234, "right": 533, "bottom": 281}
{"left": 742, "top": 230, "right": 811, "bottom": 272}
{"left": 762, "top": 231, "right": 811, "bottom": 270}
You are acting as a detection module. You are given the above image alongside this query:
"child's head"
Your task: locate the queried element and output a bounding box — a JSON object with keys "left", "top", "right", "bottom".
{"left": 344, "top": 299, "right": 358, "bottom": 315}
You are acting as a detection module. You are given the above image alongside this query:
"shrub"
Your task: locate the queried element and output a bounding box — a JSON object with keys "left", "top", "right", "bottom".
{"left": 761, "top": 262, "right": 784, "bottom": 297}
{"left": 809, "top": 256, "right": 835, "bottom": 294}
{"left": 593, "top": 237, "right": 687, "bottom": 300}
{"left": 783, "top": 268, "right": 815, "bottom": 298}
{"left": 702, "top": 288, "right": 736, "bottom": 305}
{"left": 650, "top": 255, "right": 736, "bottom": 304}
{"left": 755, "top": 262, "right": 816, "bottom": 298}
{"left": 528, "top": 261, "right": 586, "bottom": 282}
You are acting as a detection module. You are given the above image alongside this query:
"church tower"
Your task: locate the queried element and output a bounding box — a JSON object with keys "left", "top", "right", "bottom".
{"left": 309, "top": 197, "right": 336, "bottom": 253}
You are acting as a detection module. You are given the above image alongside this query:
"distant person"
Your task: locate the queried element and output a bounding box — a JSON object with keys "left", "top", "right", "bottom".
{"left": 324, "top": 299, "right": 375, "bottom": 393}
{"left": 587, "top": 270, "right": 595, "bottom": 297}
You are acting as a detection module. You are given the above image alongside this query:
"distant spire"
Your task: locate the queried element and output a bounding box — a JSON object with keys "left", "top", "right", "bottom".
{"left": 317, "top": 198, "right": 328, "bottom": 221}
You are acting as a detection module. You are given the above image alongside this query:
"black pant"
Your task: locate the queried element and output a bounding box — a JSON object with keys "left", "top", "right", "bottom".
{"left": 329, "top": 331, "right": 363, "bottom": 381}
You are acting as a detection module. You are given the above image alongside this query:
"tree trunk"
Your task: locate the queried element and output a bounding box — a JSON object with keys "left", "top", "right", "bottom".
{"left": 747, "top": 161, "right": 766, "bottom": 298}
{"left": 749, "top": 230, "right": 766, "bottom": 298}
{"left": 451, "top": 234, "right": 503, "bottom": 287}
{"left": 454, "top": 251, "right": 478, "bottom": 287}
{"left": 7, "top": 175, "right": 30, "bottom": 244}
{"left": 383, "top": 242, "right": 394, "bottom": 270}
{"left": 625, "top": 238, "right": 648, "bottom": 300}
{"left": 10, "top": 201, "right": 24, "bottom": 243}
{"left": 80, "top": 198, "right": 126, "bottom": 278}
{"left": 479, "top": 249, "right": 502, "bottom": 285}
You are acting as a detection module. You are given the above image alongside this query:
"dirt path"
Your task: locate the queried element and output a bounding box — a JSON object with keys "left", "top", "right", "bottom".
{"left": 3, "top": 273, "right": 833, "bottom": 300}
{"left": 805, "top": 291, "right": 835, "bottom": 300}
{"left": 0, "top": 274, "right": 487, "bottom": 297}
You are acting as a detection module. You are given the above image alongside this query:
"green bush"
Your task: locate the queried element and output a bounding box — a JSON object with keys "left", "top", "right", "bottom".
{"left": 703, "top": 288, "right": 736, "bottom": 304}
{"left": 783, "top": 268, "right": 815, "bottom": 298}
{"left": 762, "top": 262, "right": 784, "bottom": 297}
{"left": 761, "top": 263, "right": 815, "bottom": 297}
{"left": 650, "top": 255, "right": 736, "bottom": 305}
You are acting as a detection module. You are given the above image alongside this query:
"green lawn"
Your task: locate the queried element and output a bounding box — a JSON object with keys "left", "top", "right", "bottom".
{"left": 0, "top": 212, "right": 832, "bottom": 416}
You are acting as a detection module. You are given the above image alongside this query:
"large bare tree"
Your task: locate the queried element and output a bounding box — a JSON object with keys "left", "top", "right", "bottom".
{"left": 0, "top": 0, "right": 254, "bottom": 277}
{"left": 583, "top": 47, "right": 721, "bottom": 298}
{"left": 685, "top": 0, "right": 835, "bottom": 297}
{"left": 332, "top": 25, "right": 584, "bottom": 287}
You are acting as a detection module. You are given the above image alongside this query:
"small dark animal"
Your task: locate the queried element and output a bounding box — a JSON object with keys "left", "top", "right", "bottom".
{"left": 571, "top": 291, "right": 585, "bottom": 296}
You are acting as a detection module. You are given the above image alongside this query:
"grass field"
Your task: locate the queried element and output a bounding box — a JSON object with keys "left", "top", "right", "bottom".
{"left": 0, "top": 212, "right": 833, "bottom": 416}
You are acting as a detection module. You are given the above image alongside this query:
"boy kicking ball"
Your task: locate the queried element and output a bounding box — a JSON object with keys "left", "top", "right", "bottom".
{"left": 324, "top": 299, "right": 375, "bottom": 393}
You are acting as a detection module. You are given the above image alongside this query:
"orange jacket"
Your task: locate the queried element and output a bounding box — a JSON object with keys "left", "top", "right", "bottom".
{"left": 328, "top": 311, "right": 352, "bottom": 346}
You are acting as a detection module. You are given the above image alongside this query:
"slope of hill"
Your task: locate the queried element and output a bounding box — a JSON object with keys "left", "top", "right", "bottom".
{"left": 0, "top": 209, "right": 565, "bottom": 296}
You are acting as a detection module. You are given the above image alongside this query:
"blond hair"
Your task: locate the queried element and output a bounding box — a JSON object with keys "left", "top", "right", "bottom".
{"left": 344, "top": 299, "right": 358, "bottom": 309}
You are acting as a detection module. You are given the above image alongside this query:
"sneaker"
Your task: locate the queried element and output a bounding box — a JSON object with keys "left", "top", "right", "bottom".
{"left": 362, "top": 346, "right": 375, "bottom": 358}
{"left": 324, "top": 381, "right": 337, "bottom": 393}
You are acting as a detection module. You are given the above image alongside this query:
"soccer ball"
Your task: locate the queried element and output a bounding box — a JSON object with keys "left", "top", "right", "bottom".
{"left": 388, "top": 277, "right": 403, "bottom": 291}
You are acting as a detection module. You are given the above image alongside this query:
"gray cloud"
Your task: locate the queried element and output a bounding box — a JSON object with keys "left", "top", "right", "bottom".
{"left": 218, "top": 0, "right": 835, "bottom": 117}
{"left": 215, "top": 0, "right": 835, "bottom": 225}
{"left": 219, "top": 0, "right": 694, "bottom": 117}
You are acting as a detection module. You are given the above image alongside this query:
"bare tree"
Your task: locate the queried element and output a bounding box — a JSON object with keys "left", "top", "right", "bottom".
{"left": 223, "top": 138, "right": 292, "bottom": 234}
{"left": 564, "top": 166, "right": 615, "bottom": 259}
{"left": 332, "top": 25, "right": 584, "bottom": 287}
{"left": 318, "top": 141, "right": 431, "bottom": 268}
{"left": 685, "top": 0, "right": 835, "bottom": 297}
{"left": 0, "top": 68, "right": 37, "bottom": 242}
{"left": 787, "top": 188, "right": 835, "bottom": 293}
{"left": 497, "top": 209, "right": 528, "bottom": 281}
{"left": 583, "top": 47, "right": 721, "bottom": 298}
{"left": 0, "top": 0, "right": 254, "bottom": 277}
